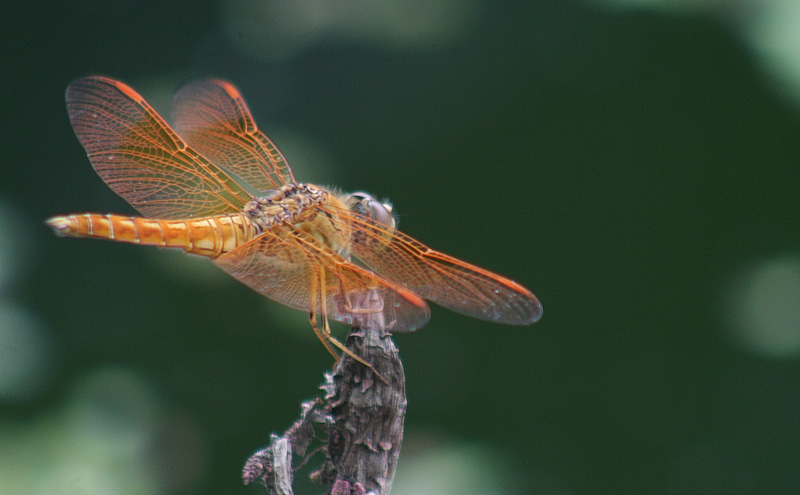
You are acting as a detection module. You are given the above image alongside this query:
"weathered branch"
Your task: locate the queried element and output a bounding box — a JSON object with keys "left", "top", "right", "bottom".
{"left": 243, "top": 310, "right": 406, "bottom": 495}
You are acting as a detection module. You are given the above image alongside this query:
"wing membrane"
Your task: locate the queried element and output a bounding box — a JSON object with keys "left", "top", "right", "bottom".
{"left": 171, "top": 80, "right": 295, "bottom": 192}
{"left": 319, "top": 203, "right": 543, "bottom": 325}
{"left": 66, "top": 76, "right": 252, "bottom": 219}
{"left": 214, "top": 226, "right": 431, "bottom": 332}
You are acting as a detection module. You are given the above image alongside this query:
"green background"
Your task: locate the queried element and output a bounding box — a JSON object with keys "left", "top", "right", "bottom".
{"left": 2, "top": 1, "right": 800, "bottom": 494}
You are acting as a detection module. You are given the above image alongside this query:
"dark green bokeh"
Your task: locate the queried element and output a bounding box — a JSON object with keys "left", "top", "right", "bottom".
{"left": 3, "top": 2, "right": 800, "bottom": 494}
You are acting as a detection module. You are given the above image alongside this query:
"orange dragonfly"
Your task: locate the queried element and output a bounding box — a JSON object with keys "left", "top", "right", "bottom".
{"left": 47, "top": 76, "right": 542, "bottom": 358}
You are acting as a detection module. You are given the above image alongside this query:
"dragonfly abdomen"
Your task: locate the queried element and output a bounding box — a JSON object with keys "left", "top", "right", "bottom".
{"left": 46, "top": 213, "right": 258, "bottom": 258}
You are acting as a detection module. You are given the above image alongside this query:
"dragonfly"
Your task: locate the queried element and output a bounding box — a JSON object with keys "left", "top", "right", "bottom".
{"left": 47, "top": 76, "right": 542, "bottom": 361}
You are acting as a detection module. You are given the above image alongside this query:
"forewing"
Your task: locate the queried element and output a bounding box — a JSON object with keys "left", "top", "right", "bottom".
{"left": 171, "top": 79, "right": 295, "bottom": 192}
{"left": 66, "top": 77, "right": 252, "bottom": 219}
{"left": 319, "top": 203, "right": 543, "bottom": 325}
{"left": 214, "top": 226, "right": 430, "bottom": 332}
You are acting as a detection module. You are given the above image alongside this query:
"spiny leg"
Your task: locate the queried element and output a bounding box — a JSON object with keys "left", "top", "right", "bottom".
{"left": 308, "top": 272, "right": 341, "bottom": 360}
{"left": 309, "top": 310, "right": 341, "bottom": 360}
{"left": 317, "top": 271, "right": 373, "bottom": 368}
{"left": 311, "top": 271, "right": 386, "bottom": 382}
{"left": 316, "top": 315, "right": 388, "bottom": 385}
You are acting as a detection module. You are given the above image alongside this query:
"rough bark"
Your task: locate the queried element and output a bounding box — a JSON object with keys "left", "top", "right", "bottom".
{"left": 243, "top": 314, "right": 406, "bottom": 495}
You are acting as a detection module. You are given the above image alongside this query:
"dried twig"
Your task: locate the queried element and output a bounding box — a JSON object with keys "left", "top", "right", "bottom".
{"left": 243, "top": 303, "right": 406, "bottom": 495}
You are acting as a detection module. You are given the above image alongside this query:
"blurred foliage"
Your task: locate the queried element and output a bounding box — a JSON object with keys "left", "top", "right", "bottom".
{"left": 2, "top": 1, "right": 800, "bottom": 494}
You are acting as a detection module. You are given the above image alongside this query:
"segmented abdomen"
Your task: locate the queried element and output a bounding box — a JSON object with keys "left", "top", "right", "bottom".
{"left": 45, "top": 213, "right": 259, "bottom": 258}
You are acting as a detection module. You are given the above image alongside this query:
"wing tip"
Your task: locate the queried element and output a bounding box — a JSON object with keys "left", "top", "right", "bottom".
{"left": 521, "top": 295, "right": 543, "bottom": 325}
{"left": 508, "top": 289, "right": 543, "bottom": 326}
{"left": 389, "top": 287, "right": 431, "bottom": 333}
{"left": 495, "top": 281, "right": 543, "bottom": 326}
{"left": 490, "top": 290, "right": 543, "bottom": 326}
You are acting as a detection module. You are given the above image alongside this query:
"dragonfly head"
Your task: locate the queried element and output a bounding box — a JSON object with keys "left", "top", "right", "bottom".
{"left": 345, "top": 192, "right": 396, "bottom": 234}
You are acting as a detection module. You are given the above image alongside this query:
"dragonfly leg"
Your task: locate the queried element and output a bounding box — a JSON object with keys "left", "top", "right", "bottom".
{"left": 310, "top": 311, "right": 377, "bottom": 371}
{"left": 310, "top": 270, "right": 387, "bottom": 383}
{"left": 309, "top": 311, "right": 341, "bottom": 360}
{"left": 309, "top": 316, "right": 388, "bottom": 384}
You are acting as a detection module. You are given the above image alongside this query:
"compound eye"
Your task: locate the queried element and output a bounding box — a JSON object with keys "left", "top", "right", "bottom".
{"left": 367, "top": 199, "right": 394, "bottom": 229}
{"left": 348, "top": 192, "right": 396, "bottom": 231}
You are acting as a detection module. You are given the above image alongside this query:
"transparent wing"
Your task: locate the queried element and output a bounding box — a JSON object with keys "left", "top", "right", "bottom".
{"left": 171, "top": 79, "right": 295, "bottom": 192}
{"left": 214, "top": 225, "right": 431, "bottom": 332}
{"left": 318, "top": 203, "right": 542, "bottom": 325}
{"left": 66, "top": 77, "right": 253, "bottom": 219}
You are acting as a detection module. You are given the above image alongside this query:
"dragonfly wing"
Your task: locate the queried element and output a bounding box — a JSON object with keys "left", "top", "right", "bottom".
{"left": 171, "top": 79, "right": 295, "bottom": 192}
{"left": 214, "top": 226, "right": 430, "bottom": 332}
{"left": 66, "top": 77, "right": 253, "bottom": 219}
{"left": 319, "top": 203, "right": 542, "bottom": 325}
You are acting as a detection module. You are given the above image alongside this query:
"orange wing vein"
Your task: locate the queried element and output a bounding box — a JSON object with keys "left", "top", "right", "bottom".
{"left": 171, "top": 79, "right": 295, "bottom": 193}
{"left": 66, "top": 76, "right": 253, "bottom": 219}
{"left": 318, "top": 203, "right": 542, "bottom": 325}
{"left": 214, "top": 224, "right": 431, "bottom": 332}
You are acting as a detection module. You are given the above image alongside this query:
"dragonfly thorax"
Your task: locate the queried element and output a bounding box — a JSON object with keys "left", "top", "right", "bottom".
{"left": 244, "top": 183, "right": 328, "bottom": 232}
